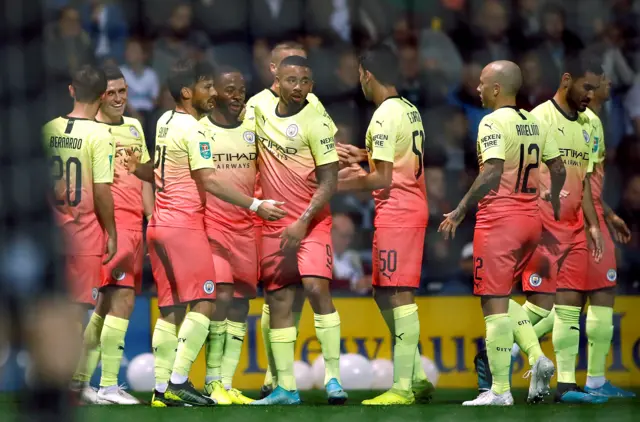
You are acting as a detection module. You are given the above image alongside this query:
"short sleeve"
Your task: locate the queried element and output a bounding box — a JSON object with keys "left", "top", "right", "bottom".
{"left": 541, "top": 124, "right": 561, "bottom": 162}
{"left": 185, "top": 124, "right": 214, "bottom": 171}
{"left": 369, "top": 110, "right": 398, "bottom": 163}
{"left": 310, "top": 94, "right": 338, "bottom": 136}
{"left": 137, "top": 122, "right": 151, "bottom": 164}
{"left": 91, "top": 128, "right": 115, "bottom": 184}
{"left": 307, "top": 118, "right": 339, "bottom": 167}
{"left": 476, "top": 117, "right": 505, "bottom": 162}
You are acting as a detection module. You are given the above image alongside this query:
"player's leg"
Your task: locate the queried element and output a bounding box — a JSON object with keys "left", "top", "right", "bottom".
{"left": 152, "top": 305, "right": 187, "bottom": 407}
{"left": 363, "top": 227, "right": 429, "bottom": 406}
{"left": 222, "top": 298, "right": 255, "bottom": 404}
{"left": 298, "top": 228, "right": 346, "bottom": 404}
{"left": 553, "top": 242, "right": 607, "bottom": 404}
{"left": 96, "top": 230, "right": 145, "bottom": 404}
{"left": 464, "top": 228, "right": 514, "bottom": 407}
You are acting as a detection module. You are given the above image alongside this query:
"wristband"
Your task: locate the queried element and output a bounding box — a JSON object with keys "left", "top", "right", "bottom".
{"left": 250, "top": 198, "right": 263, "bottom": 212}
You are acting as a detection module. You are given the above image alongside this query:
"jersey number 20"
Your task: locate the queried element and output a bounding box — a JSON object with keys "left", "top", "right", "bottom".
{"left": 515, "top": 144, "right": 539, "bottom": 194}
{"left": 51, "top": 156, "right": 82, "bottom": 207}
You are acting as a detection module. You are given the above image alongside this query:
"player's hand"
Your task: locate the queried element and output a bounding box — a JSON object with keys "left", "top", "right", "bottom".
{"left": 588, "top": 226, "right": 604, "bottom": 263}
{"left": 257, "top": 200, "right": 287, "bottom": 222}
{"left": 337, "top": 163, "right": 362, "bottom": 181}
{"left": 124, "top": 148, "right": 140, "bottom": 174}
{"left": 280, "top": 219, "right": 308, "bottom": 250}
{"left": 103, "top": 235, "right": 117, "bottom": 265}
{"left": 606, "top": 213, "right": 631, "bottom": 244}
{"left": 438, "top": 206, "right": 466, "bottom": 240}
{"left": 337, "top": 143, "right": 367, "bottom": 168}
{"left": 541, "top": 190, "right": 569, "bottom": 201}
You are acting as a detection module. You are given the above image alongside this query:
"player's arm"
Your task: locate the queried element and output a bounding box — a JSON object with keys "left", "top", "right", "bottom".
{"left": 601, "top": 199, "right": 631, "bottom": 243}
{"left": 91, "top": 133, "right": 117, "bottom": 264}
{"left": 439, "top": 118, "right": 504, "bottom": 239}
{"left": 137, "top": 133, "right": 154, "bottom": 219}
{"left": 541, "top": 125, "right": 566, "bottom": 220}
{"left": 187, "top": 128, "right": 286, "bottom": 221}
{"left": 337, "top": 115, "right": 396, "bottom": 192}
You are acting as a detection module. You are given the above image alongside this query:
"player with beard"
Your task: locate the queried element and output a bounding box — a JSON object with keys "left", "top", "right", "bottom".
{"left": 70, "top": 66, "right": 154, "bottom": 405}
{"left": 250, "top": 56, "right": 346, "bottom": 406}
{"left": 519, "top": 55, "right": 608, "bottom": 404}
{"left": 243, "top": 41, "right": 338, "bottom": 398}
{"left": 125, "top": 60, "right": 286, "bottom": 407}
{"left": 199, "top": 67, "right": 266, "bottom": 405}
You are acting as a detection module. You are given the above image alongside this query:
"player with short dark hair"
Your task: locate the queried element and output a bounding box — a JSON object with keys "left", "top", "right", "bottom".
{"left": 336, "top": 44, "right": 433, "bottom": 405}
{"left": 581, "top": 76, "right": 635, "bottom": 399}
{"left": 70, "top": 65, "right": 154, "bottom": 405}
{"left": 518, "top": 54, "right": 608, "bottom": 404}
{"left": 200, "top": 66, "right": 261, "bottom": 405}
{"left": 250, "top": 56, "right": 346, "bottom": 406}
{"left": 244, "top": 41, "right": 340, "bottom": 399}
{"left": 43, "top": 64, "right": 117, "bottom": 402}
{"left": 125, "top": 59, "right": 286, "bottom": 407}
{"left": 439, "top": 60, "right": 565, "bottom": 406}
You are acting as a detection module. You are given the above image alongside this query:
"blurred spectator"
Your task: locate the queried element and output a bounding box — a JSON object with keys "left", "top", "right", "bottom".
{"left": 425, "top": 166, "right": 452, "bottom": 219}
{"left": 249, "top": 0, "right": 304, "bottom": 44}
{"left": 508, "top": 0, "right": 543, "bottom": 52}
{"left": 535, "top": 4, "right": 584, "bottom": 92}
{"left": 424, "top": 105, "right": 474, "bottom": 175}
{"left": 80, "top": 0, "right": 128, "bottom": 64}
{"left": 330, "top": 191, "right": 375, "bottom": 249}
{"left": 318, "top": 47, "right": 360, "bottom": 102}
{"left": 418, "top": 27, "right": 463, "bottom": 94}
{"left": 448, "top": 61, "right": 490, "bottom": 142}
{"left": 45, "top": 6, "right": 95, "bottom": 79}
{"left": 617, "top": 175, "right": 640, "bottom": 292}
{"left": 335, "top": 121, "right": 356, "bottom": 146}
{"left": 586, "top": 25, "right": 635, "bottom": 92}
{"left": 331, "top": 214, "right": 371, "bottom": 295}
{"left": 470, "top": 0, "right": 514, "bottom": 63}
{"left": 120, "top": 38, "right": 160, "bottom": 135}
{"left": 152, "top": 2, "right": 210, "bottom": 83}
{"left": 624, "top": 75, "right": 640, "bottom": 138}
{"left": 517, "top": 51, "right": 554, "bottom": 111}
{"left": 398, "top": 42, "right": 428, "bottom": 109}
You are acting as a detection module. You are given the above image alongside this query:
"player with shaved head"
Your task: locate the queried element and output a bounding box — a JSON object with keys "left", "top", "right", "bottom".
{"left": 439, "top": 60, "right": 566, "bottom": 406}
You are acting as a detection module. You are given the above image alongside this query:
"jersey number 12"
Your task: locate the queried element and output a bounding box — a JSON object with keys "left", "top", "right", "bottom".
{"left": 515, "top": 144, "right": 539, "bottom": 194}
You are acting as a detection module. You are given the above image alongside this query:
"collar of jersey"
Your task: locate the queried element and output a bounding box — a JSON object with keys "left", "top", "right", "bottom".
{"left": 274, "top": 100, "right": 309, "bottom": 118}
{"left": 95, "top": 117, "right": 125, "bottom": 126}
{"left": 62, "top": 116, "right": 92, "bottom": 121}
{"left": 551, "top": 98, "right": 578, "bottom": 122}
{"left": 207, "top": 115, "right": 242, "bottom": 129}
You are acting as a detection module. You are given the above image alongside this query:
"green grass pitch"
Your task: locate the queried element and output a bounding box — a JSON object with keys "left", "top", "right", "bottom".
{"left": 2, "top": 389, "right": 638, "bottom": 422}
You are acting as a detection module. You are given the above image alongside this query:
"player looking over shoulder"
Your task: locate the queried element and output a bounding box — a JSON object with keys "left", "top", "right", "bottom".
{"left": 250, "top": 55, "right": 346, "bottom": 406}
{"left": 243, "top": 41, "right": 339, "bottom": 398}
{"left": 517, "top": 55, "right": 608, "bottom": 404}
{"left": 335, "top": 44, "right": 434, "bottom": 406}
{"left": 580, "top": 77, "right": 634, "bottom": 399}
{"left": 439, "top": 60, "right": 566, "bottom": 406}
{"left": 124, "top": 59, "right": 286, "bottom": 407}
{"left": 199, "top": 66, "right": 258, "bottom": 405}
{"left": 71, "top": 66, "right": 153, "bottom": 405}
{"left": 43, "top": 65, "right": 117, "bottom": 388}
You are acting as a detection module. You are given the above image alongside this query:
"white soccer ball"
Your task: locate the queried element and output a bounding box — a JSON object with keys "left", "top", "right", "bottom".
{"left": 340, "top": 353, "right": 373, "bottom": 390}
{"left": 311, "top": 356, "right": 325, "bottom": 389}
{"left": 126, "top": 353, "right": 155, "bottom": 392}
{"left": 421, "top": 356, "right": 440, "bottom": 387}
{"left": 293, "top": 360, "right": 314, "bottom": 391}
{"left": 370, "top": 358, "right": 394, "bottom": 389}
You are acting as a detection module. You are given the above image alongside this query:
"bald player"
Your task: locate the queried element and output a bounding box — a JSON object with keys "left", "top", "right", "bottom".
{"left": 244, "top": 41, "right": 338, "bottom": 398}
{"left": 439, "top": 61, "right": 566, "bottom": 406}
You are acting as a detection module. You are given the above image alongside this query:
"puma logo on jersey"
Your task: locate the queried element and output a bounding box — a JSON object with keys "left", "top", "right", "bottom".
{"left": 484, "top": 123, "right": 494, "bottom": 130}
{"left": 323, "top": 123, "right": 330, "bottom": 129}
{"left": 198, "top": 130, "right": 205, "bottom": 137}
{"left": 558, "top": 127, "right": 565, "bottom": 135}
{"left": 376, "top": 120, "right": 383, "bottom": 127}
{"left": 261, "top": 115, "right": 266, "bottom": 124}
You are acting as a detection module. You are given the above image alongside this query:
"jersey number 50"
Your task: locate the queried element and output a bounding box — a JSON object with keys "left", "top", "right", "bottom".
{"left": 154, "top": 145, "right": 167, "bottom": 192}
{"left": 411, "top": 130, "right": 425, "bottom": 179}
{"left": 515, "top": 144, "right": 539, "bottom": 194}
{"left": 51, "top": 156, "right": 82, "bottom": 207}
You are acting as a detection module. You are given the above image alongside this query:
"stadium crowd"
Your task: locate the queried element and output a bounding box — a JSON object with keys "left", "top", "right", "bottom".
{"left": 44, "top": 0, "right": 640, "bottom": 295}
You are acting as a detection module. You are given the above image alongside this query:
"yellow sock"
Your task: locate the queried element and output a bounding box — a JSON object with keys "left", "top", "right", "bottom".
{"left": 173, "top": 312, "right": 210, "bottom": 377}
{"left": 553, "top": 305, "right": 581, "bottom": 384}
{"left": 314, "top": 312, "right": 341, "bottom": 385}
{"left": 261, "top": 304, "right": 276, "bottom": 388}
{"left": 270, "top": 327, "right": 297, "bottom": 391}
{"left": 586, "top": 306, "right": 613, "bottom": 379}
{"left": 508, "top": 300, "right": 543, "bottom": 366}
{"left": 73, "top": 313, "right": 104, "bottom": 383}
{"left": 152, "top": 319, "right": 177, "bottom": 391}
{"left": 391, "top": 304, "right": 420, "bottom": 392}
{"left": 99, "top": 315, "right": 129, "bottom": 387}
{"left": 221, "top": 320, "right": 246, "bottom": 388}
{"left": 522, "top": 301, "right": 549, "bottom": 326}
{"left": 205, "top": 320, "right": 227, "bottom": 383}
{"left": 485, "top": 313, "right": 513, "bottom": 395}
{"left": 381, "top": 308, "right": 427, "bottom": 383}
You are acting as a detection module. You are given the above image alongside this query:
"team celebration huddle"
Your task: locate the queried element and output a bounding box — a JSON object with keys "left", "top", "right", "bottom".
{"left": 45, "top": 40, "right": 634, "bottom": 408}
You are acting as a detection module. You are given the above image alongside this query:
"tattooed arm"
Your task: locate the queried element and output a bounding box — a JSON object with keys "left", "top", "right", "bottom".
{"left": 438, "top": 158, "right": 503, "bottom": 239}
{"left": 544, "top": 156, "right": 567, "bottom": 221}
{"left": 280, "top": 162, "right": 339, "bottom": 249}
